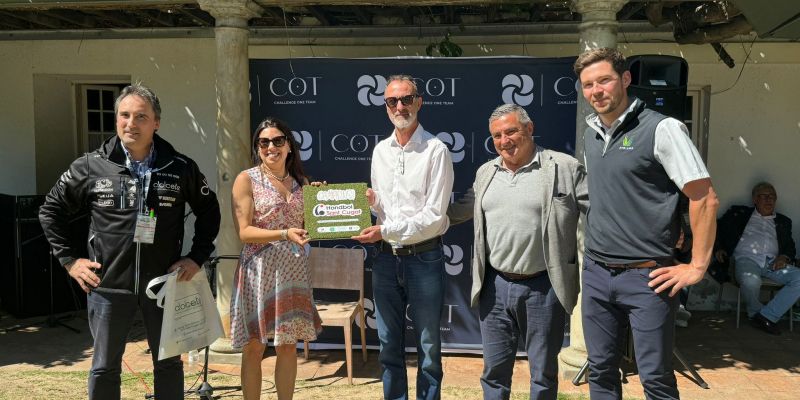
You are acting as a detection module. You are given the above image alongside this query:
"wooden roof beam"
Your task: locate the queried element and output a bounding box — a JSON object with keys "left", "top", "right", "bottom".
{"left": 81, "top": 10, "right": 139, "bottom": 28}
{"left": 305, "top": 5, "right": 334, "bottom": 26}
{"left": 0, "top": 10, "right": 67, "bottom": 29}
{"left": 129, "top": 9, "right": 176, "bottom": 27}
{"left": 177, "top": 7, "right": 214, "bottom": 26}
{"left": 41, "top": 9, "right": 101, "bottom": 29}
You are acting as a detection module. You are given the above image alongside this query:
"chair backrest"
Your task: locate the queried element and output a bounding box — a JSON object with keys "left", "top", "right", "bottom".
{"left": 307, "top": 247, "right": 364, "bottom": 297}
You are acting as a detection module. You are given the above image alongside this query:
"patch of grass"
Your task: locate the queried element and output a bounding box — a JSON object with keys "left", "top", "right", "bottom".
{"left": 0, "top": 370, "right": 597, "bottom": 400}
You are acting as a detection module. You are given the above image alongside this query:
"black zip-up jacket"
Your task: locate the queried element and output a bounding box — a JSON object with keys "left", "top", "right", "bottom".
{"left": 39, "top": 134, "right": 221, "bottom": 294}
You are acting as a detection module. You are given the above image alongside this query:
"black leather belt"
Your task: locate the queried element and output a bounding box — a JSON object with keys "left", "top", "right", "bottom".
{"left": 598, "top": 257, "right": 673, "bottom": 269}
{"left": 496, "top": 269, "right": 545, "bottom": 281}
{"left": 379, "top": 236, "right": 442, "bottom": 256}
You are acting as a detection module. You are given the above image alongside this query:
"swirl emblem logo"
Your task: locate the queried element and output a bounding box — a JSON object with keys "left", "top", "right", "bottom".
{"left": 357, "top": 75, "right": 388, "bottom": 106}
{"left": 291, "top": 130, "right": 313, "bottom": 161}
{"left": 443, "top": 244, "right": 464, "bottom": 276}
{"left": 436, "top": 132, "right": 466, "bottom": 163}
{"left": 355, "top": 298, "right": 378, "bottom": 330}
{"left": 501, "top": 74, "right": 534, "bottom": 106}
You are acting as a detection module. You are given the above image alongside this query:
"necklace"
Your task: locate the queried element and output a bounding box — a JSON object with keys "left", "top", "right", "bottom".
{"left": 261, "top": 164, "right": 290, "bottom": 182}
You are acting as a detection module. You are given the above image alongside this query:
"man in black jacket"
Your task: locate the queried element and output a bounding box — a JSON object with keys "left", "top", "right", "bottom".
{"left": 715, "top": 182, "right": 799, "bottom": 335}
{"left": 39, "top": 84, "right": 221, "bottom": 399}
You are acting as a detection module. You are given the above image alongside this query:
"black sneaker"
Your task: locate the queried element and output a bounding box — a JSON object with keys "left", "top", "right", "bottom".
{"left": 750, "top": 312, "right": 781, "bottom": 335}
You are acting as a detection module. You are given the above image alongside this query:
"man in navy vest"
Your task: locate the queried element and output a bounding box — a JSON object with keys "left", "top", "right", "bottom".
{"left": 574, "top": 48, "right": 720, "bottom": 399}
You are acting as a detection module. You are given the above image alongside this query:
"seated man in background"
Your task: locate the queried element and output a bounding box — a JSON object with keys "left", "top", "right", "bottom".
{"left": 715, "top": 182, "right": 800, "bottom": 335}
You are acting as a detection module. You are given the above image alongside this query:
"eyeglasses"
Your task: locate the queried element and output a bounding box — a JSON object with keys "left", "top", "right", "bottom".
{"left": 257, "top": 136, "right": 287, "bottom": 148}
{"left": 384, "top": 94, "right": 419, "bottom": 108}
{"left": 756, "top": 193, "right": 777, "bottom": 200}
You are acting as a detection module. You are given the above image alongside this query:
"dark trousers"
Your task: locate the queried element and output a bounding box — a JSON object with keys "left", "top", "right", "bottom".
{"left": 479, "top": 268, "right": 566, "bottom": 400}
{"left": 582, "top": 256, "right": 679, "bottom": 400}
{"left": 87, "top": 289, "right": 184, "bottom": 400}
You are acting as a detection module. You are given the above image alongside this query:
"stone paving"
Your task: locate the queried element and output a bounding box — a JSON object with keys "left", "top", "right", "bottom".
{"left": 1, "top": 310, "right": 798, "bottom": 399}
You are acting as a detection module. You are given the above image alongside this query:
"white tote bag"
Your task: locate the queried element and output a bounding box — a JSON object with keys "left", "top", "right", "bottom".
{"left": 145, "top": 267, "right": 224, "bottom": 360}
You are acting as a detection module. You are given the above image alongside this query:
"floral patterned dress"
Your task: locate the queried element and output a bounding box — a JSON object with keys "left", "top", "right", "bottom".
{"left": 230, "top": 166, "right": 322, "bottom": 349}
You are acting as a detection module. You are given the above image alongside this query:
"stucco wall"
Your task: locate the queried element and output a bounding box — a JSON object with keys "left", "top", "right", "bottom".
{"left": 1, "top": 38, "right": 799, "bottom": 237}
{"left": 0, "top": 38, "right": 217, "bottom": 195}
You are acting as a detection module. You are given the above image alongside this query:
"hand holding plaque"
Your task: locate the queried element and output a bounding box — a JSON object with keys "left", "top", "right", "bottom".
{"left": 303, "top": 182, "right": 372, "bottom": 240}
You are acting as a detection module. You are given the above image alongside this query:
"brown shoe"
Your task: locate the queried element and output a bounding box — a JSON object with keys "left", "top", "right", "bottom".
{"left": 750, "top": 312, "right": 781, "bottom": 335}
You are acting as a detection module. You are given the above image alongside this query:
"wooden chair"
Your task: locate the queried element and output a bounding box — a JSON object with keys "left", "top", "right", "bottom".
{"left": 303, "top": 247, "right": 367, "bottom": 384}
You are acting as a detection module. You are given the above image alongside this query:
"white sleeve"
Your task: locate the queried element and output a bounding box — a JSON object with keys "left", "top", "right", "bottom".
{"left": 654, "top": 118, "right": 710, "bottom": 190}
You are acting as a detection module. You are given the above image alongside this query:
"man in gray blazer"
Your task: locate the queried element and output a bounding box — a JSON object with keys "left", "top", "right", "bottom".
{"left": 449, "top": 104, "right": 588, "bottom": 400}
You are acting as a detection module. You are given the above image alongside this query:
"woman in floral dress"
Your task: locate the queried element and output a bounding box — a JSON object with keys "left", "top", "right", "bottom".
{"left": 230, "top": 117, "right": 322, "bottom": 400}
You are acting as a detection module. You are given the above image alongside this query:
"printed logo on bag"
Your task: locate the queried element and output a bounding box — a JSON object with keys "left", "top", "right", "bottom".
{"left": 553, "top": 76, "right": 579, "bottom": 105}
{"left": 292, "top": 130, "right": 314, "bottom": 161}
{"left": 357, "top": 74, "right": 387, "bottom": 106}
{"left": 443, "top": 244, "right": 464, "bottom": 276}
{"left": 436, "top": 132, "right": 466, "bottom": 163}
{"left": 501, "top": 74, "right": 534, "bottom": 106}
{"left": 175, "top": 295, "right": 202, "bottom": 312}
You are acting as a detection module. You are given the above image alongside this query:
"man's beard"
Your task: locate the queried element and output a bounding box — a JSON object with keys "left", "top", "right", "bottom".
{"left": 390, "top": 112, "right": 416, "bottom": 130}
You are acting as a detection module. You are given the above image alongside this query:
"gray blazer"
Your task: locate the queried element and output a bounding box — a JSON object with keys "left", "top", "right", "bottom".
{"left": 449, "top": 148, "right": 589, "bottom": 313}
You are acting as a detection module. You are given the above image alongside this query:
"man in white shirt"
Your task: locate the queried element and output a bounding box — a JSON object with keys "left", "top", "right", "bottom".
{"left": 714, "top": 182, "right": 800, "bottom": 335}
{"left": 353, "top": 74, "right": 454, "bottom": 400}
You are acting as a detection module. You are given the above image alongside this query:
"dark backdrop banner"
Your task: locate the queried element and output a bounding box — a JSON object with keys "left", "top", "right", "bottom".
{"left": 249, "top": 57, "right": 578, "bottom": 352}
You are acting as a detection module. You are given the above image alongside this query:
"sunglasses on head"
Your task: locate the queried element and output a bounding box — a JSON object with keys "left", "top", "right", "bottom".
{"left": 257, "top": 136, "right": 287, "bottom": 148}
{"left": 384, "top": 94, "right": 419, "bottom": 108}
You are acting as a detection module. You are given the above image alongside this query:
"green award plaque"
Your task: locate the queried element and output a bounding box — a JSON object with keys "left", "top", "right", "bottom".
{"left": 303, "top": 182, "right": 371, "bottom": 240}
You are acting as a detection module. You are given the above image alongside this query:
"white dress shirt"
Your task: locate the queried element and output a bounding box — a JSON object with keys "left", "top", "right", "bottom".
{"left": 370, "top": 123, "right": 454, "bottom": 245}
{"left": 733, "top": 210, "right": 779, "bottom": 267}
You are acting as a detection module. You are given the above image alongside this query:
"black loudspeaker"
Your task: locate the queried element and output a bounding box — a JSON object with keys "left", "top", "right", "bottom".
{"left": 626, "top": 55, "right": 689, "bottom": 121}
{"left": 0, "top": 194, "right": 87, "bottom": 318}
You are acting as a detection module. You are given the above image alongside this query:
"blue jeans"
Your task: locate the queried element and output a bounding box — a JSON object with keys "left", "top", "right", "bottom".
{"left": 87, "top": 289, "right": 184, "bottom": 400}
{"left": 582, "top": 256, "right": 679, "bottom": 400}
{"left": 479, "top": 268, "right": 565, "bottom": 400}
{"left": 735, "top": 257, "right": 800, "bottom": 322}
{"left": 372, "top": 247, "right": 445, "bottom": 400}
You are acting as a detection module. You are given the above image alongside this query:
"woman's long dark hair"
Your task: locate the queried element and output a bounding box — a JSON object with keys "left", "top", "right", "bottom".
{"left": 251, "top": 117, "right": 306, "bottom": 184}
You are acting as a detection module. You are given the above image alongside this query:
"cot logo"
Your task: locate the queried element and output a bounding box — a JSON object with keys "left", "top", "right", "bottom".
{"left": 501, "top": 74, "right": 534, "bottom": 106}
{"left": 269, "top": 76, "right": 321, "bottom": 97}
{"left": 553, "top": 76, "right": 579, "bottom": 97}
{"left": 443, "top": 244, "right": 464, "bottom": 276}
{"left": 355, "top": 298, "right": 378, "bottom": 330}
{"left": 357, "top": 75, "right": 387, "bottom": 106}
{"left": 330, "top": 133, "right": 382, "bottom": 153}
{"left": 412, "top": 77, "right": 460, "bottom": 97}
{"left": 436, "top": 132, "right": 466, "bottom": 163}
{"left": 292, "top": 130, "right": 313, "bottom": 161}
{"left": 483, "top": 136, "right": 497, "bottom": 155}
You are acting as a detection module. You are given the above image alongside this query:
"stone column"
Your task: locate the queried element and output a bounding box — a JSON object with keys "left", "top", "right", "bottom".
{"left": 558, "top": 0, "right": 628, "bottom": 380}
{"left": 198, "top": 0, "right": 262, "bottom": 354}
